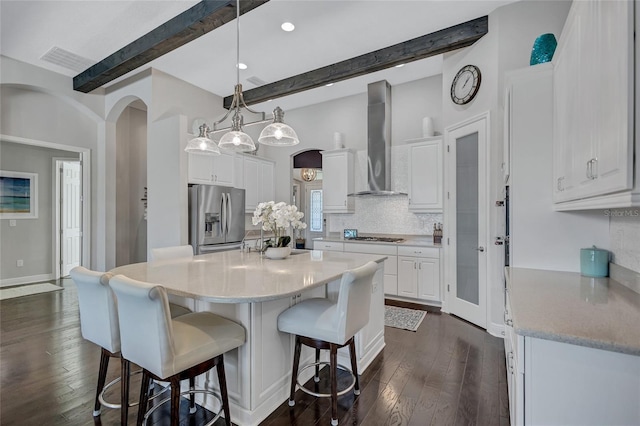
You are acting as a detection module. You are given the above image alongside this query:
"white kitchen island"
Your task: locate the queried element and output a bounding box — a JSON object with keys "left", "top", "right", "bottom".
{"left": 110, "top": 249, "right": 387, "bottom": 426}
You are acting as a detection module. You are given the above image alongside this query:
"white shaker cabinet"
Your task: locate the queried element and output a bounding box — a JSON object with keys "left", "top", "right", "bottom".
{"left": 188, "top": 152, "right": 236, "bottom": 186}
{"left": 407, "top": 138, "right": 443, "bottom": 212}
{"left": 312, "top": 241, "right": 344, "bottom": 252}
{"left": 243, "top": 155, "right": 275, "bottom": 213}
{"left": 343, "top": 243, "right": 398, "bottom": 296}
{"left": 321, "top": 149, "right": 355, "bottom": 213}
{"left": 396, "top": 246, "right": 441, "bottom": 303}
{"left": 553, "top": 0, "right": 637, "bottom": 209}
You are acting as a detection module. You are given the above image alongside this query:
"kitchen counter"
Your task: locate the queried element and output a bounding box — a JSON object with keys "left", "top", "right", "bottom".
{"left": 111, "top": 250, "right": 386, "bottom": 303}
{"left": 314, "top": 234, "right": 442, "bottom": 248}
{"left": 506, "top": 267, "right": 640, "bottom": 356}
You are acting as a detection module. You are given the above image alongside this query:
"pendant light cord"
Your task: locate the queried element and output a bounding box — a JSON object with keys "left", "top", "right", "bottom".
{"left": 235, "top": 0, "right": 241, "bottom": 117}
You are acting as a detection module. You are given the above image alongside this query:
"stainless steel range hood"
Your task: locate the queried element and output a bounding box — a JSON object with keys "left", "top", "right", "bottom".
{"left": 348, "top": 80, "right": 406, "bottom": 197}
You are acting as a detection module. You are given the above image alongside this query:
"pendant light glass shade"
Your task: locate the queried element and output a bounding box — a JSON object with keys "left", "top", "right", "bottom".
{"left": 217, "top": 113, "right": 256, "bottom": 152}
{"left": 258, "top": 107, "right": 300, "bottom": 146}
{"left": 185, "top": 124, "right": 220, "bottom": 155}
{"left": 218, "top": 130, "right": 256, "bottom": 152}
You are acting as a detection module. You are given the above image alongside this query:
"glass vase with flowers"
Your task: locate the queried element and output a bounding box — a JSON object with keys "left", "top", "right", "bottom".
{"left": 252, "top": 201, "right": 306, "bottom": 258}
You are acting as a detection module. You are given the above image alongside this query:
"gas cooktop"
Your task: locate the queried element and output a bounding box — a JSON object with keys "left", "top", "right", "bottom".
{"left": 347, "top": 236, "right": 405, "bottom": 243}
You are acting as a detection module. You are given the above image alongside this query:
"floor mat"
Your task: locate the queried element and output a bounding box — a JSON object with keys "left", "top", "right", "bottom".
{"left": 384, "top": 305, "right": 426, "bottom": 331}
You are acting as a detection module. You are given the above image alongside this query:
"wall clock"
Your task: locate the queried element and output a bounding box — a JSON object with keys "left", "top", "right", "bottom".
{"left": 450, "top": 65, "right": 481, "bottom": 105}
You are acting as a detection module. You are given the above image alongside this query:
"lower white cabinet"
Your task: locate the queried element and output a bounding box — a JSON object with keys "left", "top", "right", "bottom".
{"left": 396, "top": 246, "right": 441, "bottom": 303}
{"left": 343, "top": 243, "right": 398, "bottom": 296}
{"left": 504, "top": 291, "right": 640, "bottom": 426}
{"left": 313, "top": 241, "right": 344, "bottom": 252}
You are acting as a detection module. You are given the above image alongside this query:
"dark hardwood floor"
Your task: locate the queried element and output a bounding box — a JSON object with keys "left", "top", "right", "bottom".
{"left": 1, "top": 278, "right": 508, "bottom": 426}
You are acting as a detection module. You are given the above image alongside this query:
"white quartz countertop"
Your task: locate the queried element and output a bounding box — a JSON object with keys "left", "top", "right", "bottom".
{"left": 110, "top": 250, "right": 386, "bottom": 303}
{"left": 506, "top": 267, "right": 640, "bottom": 356}
{"left": 314, "top": 235, "right": 442, "bottom": 248}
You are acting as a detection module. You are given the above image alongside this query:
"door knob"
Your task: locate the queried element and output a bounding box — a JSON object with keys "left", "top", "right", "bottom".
{"left": 476, "top": 246, "right": 485, "bottom": 252}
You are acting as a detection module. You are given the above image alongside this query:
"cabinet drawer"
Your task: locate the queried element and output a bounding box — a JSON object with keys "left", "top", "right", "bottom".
{"left": 313, "top": 241, "right": 344, "bottom": 252}
{"left": 397, "top": 246, "right": 440, "bottom": 258}
{"left": 344, "top": 243, "right": 397, "bottom": 256}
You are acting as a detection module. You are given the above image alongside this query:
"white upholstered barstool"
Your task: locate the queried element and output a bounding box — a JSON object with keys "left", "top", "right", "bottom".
{"left": 109, "top": 274, "right": 246, "bottom": 426}
{"left": 70, "top": 266, "right": 191, "bottom": 425}
{"left": 277, "top": 261, "right": 378, "bottom": 426}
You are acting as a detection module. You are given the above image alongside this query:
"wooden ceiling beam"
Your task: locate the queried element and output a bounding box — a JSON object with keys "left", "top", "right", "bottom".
{"left": 225, "top": 15, "right": 488, "bottom": 108}
{"left": 73, "top": 0, "right": 269, "bottom": 93}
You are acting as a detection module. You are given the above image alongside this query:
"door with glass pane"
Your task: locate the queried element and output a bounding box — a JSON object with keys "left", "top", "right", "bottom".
{"left": 445, "top": 114, "right": 488, "bottom": 328}
{"left": 305, "top": 182, "right": 323, "bottom": 248}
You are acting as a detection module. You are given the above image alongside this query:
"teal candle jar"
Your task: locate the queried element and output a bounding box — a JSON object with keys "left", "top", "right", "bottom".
{"left": 580, "top": 246, "right": 610, "bottom": 277}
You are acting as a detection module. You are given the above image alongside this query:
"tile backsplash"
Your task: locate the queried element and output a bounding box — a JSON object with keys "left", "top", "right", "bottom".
{"left": 609, "top": 209, "right": 640, "bottom": 273}
{"left": 327, "top": 196, "right": 442, "bottom": 235}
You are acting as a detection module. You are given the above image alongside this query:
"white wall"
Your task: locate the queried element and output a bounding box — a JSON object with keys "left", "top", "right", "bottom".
{"left": 0, "top": 141, "right": 79, "bottom": 283}
{"left": 0, "top": 57, "right": 105, "bottom": 270}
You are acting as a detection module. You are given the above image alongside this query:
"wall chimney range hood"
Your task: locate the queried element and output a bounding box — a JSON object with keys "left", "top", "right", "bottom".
{"left": 348, "top": 80, "right": 406, "bottom": 197}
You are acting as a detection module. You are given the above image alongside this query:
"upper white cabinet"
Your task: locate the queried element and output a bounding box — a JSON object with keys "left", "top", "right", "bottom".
{"left": 553, "top": 0, "right": 637, "bottom": 209}
{"left": 407, "top": 138, "right": 443, "bottom": 212}
{"left": 321, "top": 149, "right": 355, "bottom": 213}
{"left": 188, "top": 152, "right": 236, "bottom": 186}
{"left": 242, "top": 155, "right": 275, "bottom": 213}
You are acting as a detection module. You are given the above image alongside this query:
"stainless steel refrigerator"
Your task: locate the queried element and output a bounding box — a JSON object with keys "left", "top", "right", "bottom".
{"left": 189, "top": 184, "right": 246, "bottom": 254}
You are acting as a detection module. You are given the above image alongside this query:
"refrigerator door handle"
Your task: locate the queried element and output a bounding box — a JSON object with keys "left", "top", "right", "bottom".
{"left": 226, "top": 193, "right": 233, "bottom": 234}
{"left": 220, "top": 192, "right": 226, "bottom": 238}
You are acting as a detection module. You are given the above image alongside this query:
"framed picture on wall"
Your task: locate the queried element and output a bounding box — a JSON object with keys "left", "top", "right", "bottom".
{"left": 0, "top": 170, "right": 38, "bottom": 219}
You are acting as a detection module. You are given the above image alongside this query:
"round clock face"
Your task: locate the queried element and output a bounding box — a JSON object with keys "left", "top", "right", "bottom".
{"left": 451, "top": 65, "right": 481, "bottom": 105}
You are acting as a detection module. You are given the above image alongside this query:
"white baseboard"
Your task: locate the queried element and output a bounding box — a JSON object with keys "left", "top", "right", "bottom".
{"left": 0, "top": 273, "right": 56, "bottom": 288}
{"left": 488, "top": 321, "right": 505, "bottom": 339}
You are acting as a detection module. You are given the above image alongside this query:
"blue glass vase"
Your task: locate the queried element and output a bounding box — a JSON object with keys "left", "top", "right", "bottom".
{"left": 530, "top": 33, "right": 557, "bottom": 65}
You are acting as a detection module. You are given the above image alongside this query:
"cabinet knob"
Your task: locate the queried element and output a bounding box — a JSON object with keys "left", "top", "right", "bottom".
{"left": 476, "top": 246, "right": 485, "bottom": 252}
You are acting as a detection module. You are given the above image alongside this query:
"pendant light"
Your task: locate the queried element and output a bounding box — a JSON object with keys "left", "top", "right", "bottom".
{"left": 259, "top": 107, "right": 300, "bottom": 146}
{"left": 300, "top": 168, "right": 317, "bottom": 182}
{"left": 185, "top": 0, "right": 299, "bottom": 154}
{"left": 185, "top": 123, "right": 221, "bottom": 155}
{"left": 216, "top": 0, "right": 256, "bottom": 152}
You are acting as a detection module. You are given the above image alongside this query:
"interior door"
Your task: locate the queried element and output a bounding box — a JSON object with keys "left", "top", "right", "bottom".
{"left": 61, "top": 160, "right": 82, "bottom": 276}
{"left": 445, "top": 114, "right": 488, "bottom": 328}
{"left": 304, "top": 181, "right": 323, "bottom": 247}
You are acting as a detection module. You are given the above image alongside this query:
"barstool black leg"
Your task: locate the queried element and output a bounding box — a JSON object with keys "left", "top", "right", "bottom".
{"left": 330, "top": 343, "right": 338, "bottom": 426}
{"left": 314, "top": 348, "right": 321, "bottom": 382}
{"left": 348, "top": 338, "right": 360, "bottom": 395}
{"left": 94, "top": 348, "right": 110, "bottom": 416}
{"left": 170, "top": 376, "right": 181, "bottom": 426}
{"left": 289, "top": 336, "right": 302, "bottom": 406}
{"left": 216, "top": 355, "right": 232, "bottom": 426}
{"left": 121, "top": 357, "right": 130, "bottom": 425}
{"left": 189, "top": 376, "right": 196, "bottom": 414}
{"left": 137, "top": 371, "right": 151, "bottom": 426}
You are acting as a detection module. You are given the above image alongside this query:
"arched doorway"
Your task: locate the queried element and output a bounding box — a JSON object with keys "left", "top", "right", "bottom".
{"left": 113, "top": 99, "right": 148, "bottom": 266}
{"left": 291, "top": 150, "right": 322, "bottom": 249}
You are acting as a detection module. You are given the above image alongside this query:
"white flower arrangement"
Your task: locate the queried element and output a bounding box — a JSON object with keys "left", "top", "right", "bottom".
{"left": 252, "top": 201, "right": 307, "bottom": 248}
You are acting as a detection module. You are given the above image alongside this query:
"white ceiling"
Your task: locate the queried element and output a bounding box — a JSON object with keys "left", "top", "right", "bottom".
{"left": 0, "top": 0, "right": 517, "bottom": 112}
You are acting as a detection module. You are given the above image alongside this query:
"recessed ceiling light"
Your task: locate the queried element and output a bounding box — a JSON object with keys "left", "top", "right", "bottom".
{"left": 395, "top": 63, "right": 405, "bottom": 68}
{"left": 281, "top": 22, "right": 295, "bottom": 32}
{"left": 325, "top": 83, "right": 334, "bottom": 87}
{"left": 237, "top": 63, "right": 247, "bottom": 70}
